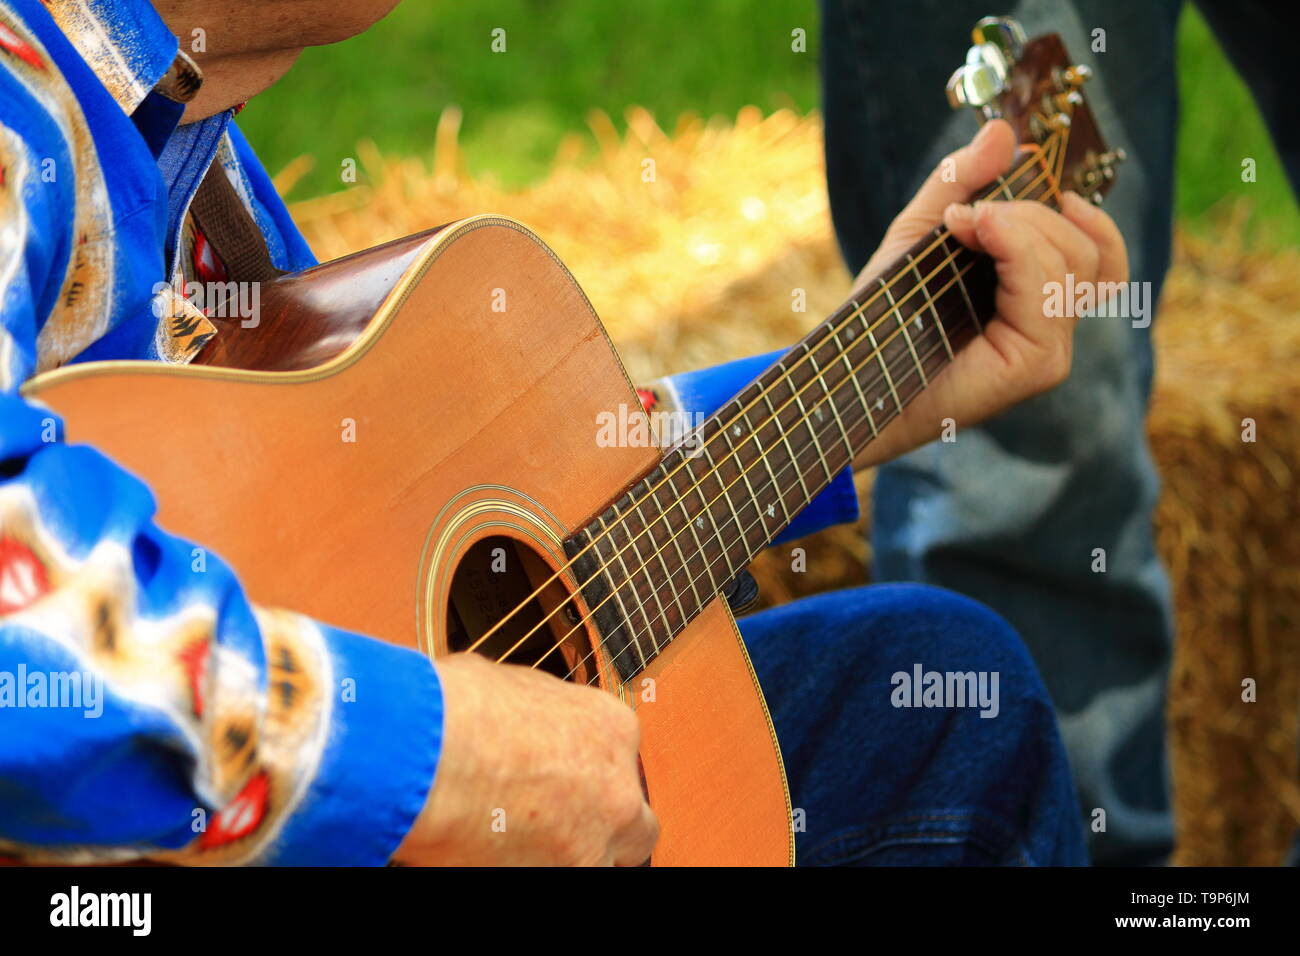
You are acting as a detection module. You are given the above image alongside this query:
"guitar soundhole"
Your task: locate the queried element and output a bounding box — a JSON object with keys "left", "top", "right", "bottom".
{"left": 445, "top": 535, "right": 599, "bottom": 685}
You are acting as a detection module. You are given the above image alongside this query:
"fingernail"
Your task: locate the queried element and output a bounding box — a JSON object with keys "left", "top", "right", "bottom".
{"left": 974, "top": 200, "right": 1001, "bottom": 227}
{"left": 973, "top": 121, "right": 995, "bottom": 146}
{"left": 1063, "top": 190, "right": 1092, "bottom": 215}
{"left": 944, "top": 202, "right": 973, "bottom": 224}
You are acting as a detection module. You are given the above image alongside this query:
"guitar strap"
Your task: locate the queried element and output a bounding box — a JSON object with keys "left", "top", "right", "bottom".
{"left": 188, "top": 162, "right": 283, "bottom": 284}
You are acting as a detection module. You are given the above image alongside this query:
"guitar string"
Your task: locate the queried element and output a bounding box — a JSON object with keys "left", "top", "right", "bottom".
{"left": 519, "top": 157, "right": 1067, "bottom": 680}
{"left": 467, "top": 145, "right": 1053, "bottom": 660}
{"left": 505, "top": 247, "right": 979, "bottom": 671}
{"left": 553, "top": 305, "right": 980, "bottom": 685}
{"left": 489, "top": 159, "right": 1059, "bottom": 668}
{"left": 494, "top": 240, "right": 980, "bottom": 668}
{"left": 461, "top": 137, "right": 1062, "bottom": 656}
{"left": 546, "top": 257, "right": 987, "bottom": 684}
{"left": 551, "top": 135, "right": 1077, "bottom": 684}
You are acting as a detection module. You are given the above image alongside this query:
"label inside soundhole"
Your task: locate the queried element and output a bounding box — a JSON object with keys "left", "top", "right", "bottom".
{"left": 445, "top": 534, "right": 598, "bottom": 684}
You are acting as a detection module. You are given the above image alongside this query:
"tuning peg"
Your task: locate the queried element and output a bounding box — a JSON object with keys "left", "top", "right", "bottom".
{"left": 1082, "top": 148, "right": 1127, "bottom": 203}
{"left": 948, "top": 17, "right": 1027, "bottom": 115}
{"left": 1063, "top": 64, "right": 1092, "bottom": 87}
{"left": 946, "top": 41, "right": 1010, "bottom": 111}
{"left": 972, "top": 16, "right": 1026, "bottom": 63}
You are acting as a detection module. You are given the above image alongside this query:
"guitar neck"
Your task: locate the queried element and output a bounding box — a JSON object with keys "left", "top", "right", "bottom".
{"left": 570, "top": 151, "right": 1058, "bottom": 680}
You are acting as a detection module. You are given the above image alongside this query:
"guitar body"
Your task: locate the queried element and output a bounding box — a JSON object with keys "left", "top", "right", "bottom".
{"left": 24, "top": 217, "right": 793, "bottom": 866}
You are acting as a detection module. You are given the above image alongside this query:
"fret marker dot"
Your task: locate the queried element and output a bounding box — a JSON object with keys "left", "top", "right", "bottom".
{"left": 874, "top": 397, "right": 885, "bottom": 412}
{"left": 766, "top": 504, "right": 775, "bottom": 518}
{"left": 732, "top": 425, "right": 741, "bottom": 437}
{"left": 815, "top": 406, "right": 824, "bottom": 422}
{"left": 915, "top": 315, "right": 924, "bottom": 328}
{"left": 696, "top": 516, "right": 705, "bottom": 529}
{"left": 846, "top": 327, "right": 856, "bottom": 339}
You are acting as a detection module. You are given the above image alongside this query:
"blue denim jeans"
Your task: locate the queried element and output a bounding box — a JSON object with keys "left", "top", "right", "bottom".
{"left": 818, "top": 0, "right": 1299, "bottom": 865}
{"left": 739, "top": 583, "right": 1087, "bottom": 865}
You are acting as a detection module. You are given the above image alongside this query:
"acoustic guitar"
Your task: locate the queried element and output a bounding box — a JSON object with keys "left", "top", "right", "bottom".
{"left": 24, "top": 18, "right": 1120, "bottom": 865}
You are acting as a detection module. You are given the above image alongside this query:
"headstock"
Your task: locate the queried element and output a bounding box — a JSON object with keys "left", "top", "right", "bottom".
{"left": 945, "top": 16, "right": 1124, "bottom": 204}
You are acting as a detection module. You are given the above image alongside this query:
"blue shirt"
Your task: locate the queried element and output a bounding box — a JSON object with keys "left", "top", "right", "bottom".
{"left": 0, "top": 0, "right": 855, "bottom": 864}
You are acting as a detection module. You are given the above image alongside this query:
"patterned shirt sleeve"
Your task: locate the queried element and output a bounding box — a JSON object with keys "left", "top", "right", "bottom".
{"left": 0, "top": 15, "right": 441, "bottom": 866}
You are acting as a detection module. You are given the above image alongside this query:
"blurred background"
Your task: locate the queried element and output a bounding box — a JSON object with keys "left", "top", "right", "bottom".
{"left": 241, "top": 0, "right": 1297, "bottom": 244}
{"left": 238, "top": 1, "right": 1299, "bottom": 865}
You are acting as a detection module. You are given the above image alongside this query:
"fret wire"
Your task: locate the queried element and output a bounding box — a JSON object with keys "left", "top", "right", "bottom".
{"left": 784, "top": 371, "right": 836, "bottom": 484}
{"left": 700, "top": 442, "right": 746, "bottom": 577}
{"left": 686, "top": 454, "right": 736, "bottom": 583}
{"left": 610, "top": 501, "right": 673, "bottom": 645}
{"left": 632, "top": 498, "right": 690, "bottom": 628}
{"left": 909, "top": 246, "right": 954, "bottom": 360}
{"left": 761, "top": 384, "right": 817, "bottom": 504}
{"left": 996, "top": 174, "right": 1015, "bottom": 201}
{"left": 650, "top": 481, "right": 707, "bottom": 612}
{"left": 870, "top": 279, "right": 905, "bottom": 412}
{"left": 943, "top": 241, "right": 981, "bottom": 333}
{"left": 827, "top": 325, "right": 878, "bottom": 437}
{"left": 719, "top": 408, "right": 770, "bottom": 547}
{"left": 801, "top": 341, "right": 856, "bottom": 462}
{"left": 591, "top": 513, "right": 651, "bottom": 668}
{"left": 664, "top": 464, "right": 722, "bottom": 597}
{"left": 738, "top": 405, "right": 793, "bottom": 526}
{"left": 889, "top": 281, "right": 929, "bottom": 389}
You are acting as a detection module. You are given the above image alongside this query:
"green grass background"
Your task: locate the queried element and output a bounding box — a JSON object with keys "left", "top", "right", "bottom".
{"left": 238, "top": 1, "right": 1298, "bottom": 247}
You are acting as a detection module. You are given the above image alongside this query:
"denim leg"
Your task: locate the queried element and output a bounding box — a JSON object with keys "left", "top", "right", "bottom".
{"left": 739, "top": 584, "right": 1088, "bottom": 866}
{"left": 819, "top": 0, "right": 1183, "bottom": 864}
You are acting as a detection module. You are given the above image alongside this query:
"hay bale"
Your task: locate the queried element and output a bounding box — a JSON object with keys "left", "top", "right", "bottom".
{"left": 1151, "top": 218, "right": 1300, "bottom": 865}
{"left": 288, "top": 108, "right": 1300, "bottom": 865}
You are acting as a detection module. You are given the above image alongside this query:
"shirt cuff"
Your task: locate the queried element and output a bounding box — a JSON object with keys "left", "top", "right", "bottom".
{"left": 258, "top": 628, "right": 442, "bottom": 866}
{"left": 649, "top": 349, "right": 860, "bottom": 542}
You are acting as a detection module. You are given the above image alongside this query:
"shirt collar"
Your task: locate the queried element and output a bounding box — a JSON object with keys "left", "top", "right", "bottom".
{"left": 44, "top": 0, "right": 197, "bottom": 114}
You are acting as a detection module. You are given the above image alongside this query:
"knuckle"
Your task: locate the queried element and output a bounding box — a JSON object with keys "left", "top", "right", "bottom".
{"left": 610, "top": 704, "right": 641, "bottom": 746}
{"left": 1080, "top": 240, "right": 1100, "bottom": 278}
{"left": 1043, "top": 339, "right": 1072, "bottom": 388}
{"left": 553, "top": 830, "right": 588, "bottom": 866}
{"left": 638, "top": 809, "right": 661, "bottom": 853}
{"left": 612, "top": 787, "right": 648, "bottom": 831}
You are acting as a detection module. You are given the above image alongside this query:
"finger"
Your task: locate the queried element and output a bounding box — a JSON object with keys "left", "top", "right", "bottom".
{"left": 894, "top": 119, "right": 1018, "bottom": 227}
{"left": 943, "top": 201, "right": 982, "bottom": 251}
{"left": 1001, "top": 200, "right": 1100, "bottom": 282}
{"left": 970, "top": 200, "right": 1051, "bottom": 302}
{"left": 858, "top": 120, "right": 1019, "bottom": 282}
{"left": 946, "top": 199, "right": 1095, "bottom": 271}
{"left": 1059, "top": 191, "right": 1128, "bottom": 286}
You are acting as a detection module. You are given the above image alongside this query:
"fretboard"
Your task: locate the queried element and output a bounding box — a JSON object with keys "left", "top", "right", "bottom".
{"left": 568, "top": 152, "right": 1058, "bottom": 681}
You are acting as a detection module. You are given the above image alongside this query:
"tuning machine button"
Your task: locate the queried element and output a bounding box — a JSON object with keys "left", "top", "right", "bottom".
{"left": 972, "top": 16, "right": 1026, "bottom": 62}
{"left": 946, "top": 16, "right": 1026, "bottom": 117}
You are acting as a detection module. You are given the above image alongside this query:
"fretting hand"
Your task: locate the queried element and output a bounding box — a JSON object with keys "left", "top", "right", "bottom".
{"left": 849, "top": 119, "right": 1128, "bottom": 469}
